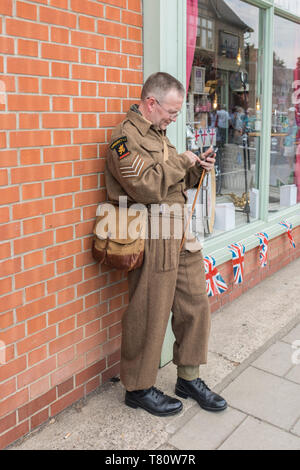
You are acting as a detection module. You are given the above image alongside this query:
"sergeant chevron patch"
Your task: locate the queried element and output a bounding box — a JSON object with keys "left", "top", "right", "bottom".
{"left": 120, "top": 155, "right": 144, "bottom": 178}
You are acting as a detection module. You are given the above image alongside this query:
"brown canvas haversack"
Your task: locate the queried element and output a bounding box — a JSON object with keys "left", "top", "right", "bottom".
{"left": 92, "top": 203, "right": 147, "bottom": 272}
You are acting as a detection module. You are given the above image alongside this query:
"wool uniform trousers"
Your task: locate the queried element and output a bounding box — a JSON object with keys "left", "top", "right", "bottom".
{"left": 120, "top": 215, "right": 211, "bottom": 391}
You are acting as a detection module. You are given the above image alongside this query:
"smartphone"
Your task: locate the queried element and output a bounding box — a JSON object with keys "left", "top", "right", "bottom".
{"left": 203, "top": 148, "right": 218, "bottom": 161}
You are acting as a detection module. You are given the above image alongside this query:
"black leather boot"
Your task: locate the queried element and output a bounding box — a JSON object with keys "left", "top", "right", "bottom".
{"left": 175, "top": 377, "right": 227, "bottom": 412}
{"left": 125, "top": 386, "right": 183, "bottom": 417}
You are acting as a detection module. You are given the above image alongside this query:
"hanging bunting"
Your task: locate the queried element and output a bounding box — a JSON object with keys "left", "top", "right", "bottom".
{"left": 192, "top": 127, "right": 216, "bottom": 152}
{"left": 209, "top": 127, "right": 217, "bottom": 146}
{"left": 279, "top": 221, "right": 296, "bottom": 248}
{"left": 204, "top": 255, "right": 228, "bottom": 297}
{"left": 194, "top": 128, "right": 201, "bottom": 144}
{"left": 201, "top": 128, "right": 209, "bottom": 147}
{"left": 228, "top": 243, "right": 245, "bottom": 285}
{"left": 255, "top": 232, "right": 269, "bottom": 267}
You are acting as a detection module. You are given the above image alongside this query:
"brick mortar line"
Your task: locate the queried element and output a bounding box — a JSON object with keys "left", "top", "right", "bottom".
{"left": 0, "top": 272, "right": 127, "bottom": 315}
{"left": 1, "top": 44, "right": 143, "bottom": 54}
{"left": 0, "top": 330, "right": 112, "bottom": 392}
{"left": 3, "top": 361, "right": 119, "bottom": 449}
{"left": 8, "top": 340, "right": 118, "bottom": 405}
{"left": 3, "top": 23, "right": 142, "bottom": 38}
{"left": 4, "top": 6, "right": 142, "bottom": 20}
{"left": 34, "top": 1, "right": 140, "bottom": 15}
{"left": 0, "top": 297, "right": 106, "bottom": 336}
{"left": 1, "top": 87, "right": 140, "bottom": 93}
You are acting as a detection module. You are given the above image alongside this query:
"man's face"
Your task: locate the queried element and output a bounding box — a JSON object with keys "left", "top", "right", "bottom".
{"left": 149, "top": 89, "right": 184, "bottom": 130}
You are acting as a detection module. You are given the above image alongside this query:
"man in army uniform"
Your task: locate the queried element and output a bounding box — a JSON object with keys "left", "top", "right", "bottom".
{"left": 105, "top": 72, "right": 227, "bottom": 416}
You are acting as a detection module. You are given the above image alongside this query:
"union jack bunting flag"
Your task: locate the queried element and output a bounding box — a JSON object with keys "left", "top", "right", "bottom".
{"left": 203, "top": 255, "right": 228, "bottom": 297}
{"left": 255, "top": 232, "right": 269, "bottom": 268}
{"left": 228, "top": 243, "right": 245, "bottom": 284}
{"left": 279, "top": 221, "right": 296, "bottom": 249}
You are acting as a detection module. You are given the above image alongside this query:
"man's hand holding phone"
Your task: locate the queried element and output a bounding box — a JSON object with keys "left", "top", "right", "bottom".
{"left": 183, "top": 147, "right": 216, "bottom": 172}
{"left": 200, "top": 146, "right": 217, "bottom": 172}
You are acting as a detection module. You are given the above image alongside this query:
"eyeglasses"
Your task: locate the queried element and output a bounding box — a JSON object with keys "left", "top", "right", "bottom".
{"left": 149, "top": 97, "right": 182, "bottom": 119}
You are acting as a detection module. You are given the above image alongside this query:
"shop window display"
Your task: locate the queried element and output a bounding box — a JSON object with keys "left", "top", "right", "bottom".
{"left": 269, "top": 15, "right": 300, "bottom": 212}
{"left": 186, "top": 0, "right": 262, "bottom": 238}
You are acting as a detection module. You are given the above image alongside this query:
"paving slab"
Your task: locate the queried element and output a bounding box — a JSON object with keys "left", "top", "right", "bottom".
{"left": 252, "top": 341, "right": 295, "bottom": 377}
{"left": 285, "top": 364, "right": 300, "bottom": 385}
{"left": 291, "top": 418, "right": 300, "bottom": 437}
{"left": 222, "top": 366, "right": 300, "bottom": 431}
{"left": 168, "top": 407, "right": 246, "bottom": 450}
{"left": 219, "top": 416, "right": 300, "bottom": 450}
{"left": 281, "top": 323, "right": 300, "bottom": 345}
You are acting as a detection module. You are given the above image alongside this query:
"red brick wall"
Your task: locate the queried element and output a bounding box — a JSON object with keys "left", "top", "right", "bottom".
{"left": 0, "top": 0, "right": 143, "bottom": 449}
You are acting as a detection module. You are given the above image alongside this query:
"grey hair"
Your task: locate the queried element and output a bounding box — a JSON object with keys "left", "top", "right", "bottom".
{"left": 141, "top": 72, "right": 185, "bottom": 102}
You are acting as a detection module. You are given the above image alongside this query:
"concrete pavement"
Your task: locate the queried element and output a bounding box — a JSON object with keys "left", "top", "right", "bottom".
{"left": 7, "top": 257, "right": 300, "bottom": 450}
{"left": 166, "top": 322, "right": 300, "bottom": 450}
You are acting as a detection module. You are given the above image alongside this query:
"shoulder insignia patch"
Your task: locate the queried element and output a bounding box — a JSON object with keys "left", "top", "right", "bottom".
{"left": 110, "top": 136, "right": 130, "bottom": 159}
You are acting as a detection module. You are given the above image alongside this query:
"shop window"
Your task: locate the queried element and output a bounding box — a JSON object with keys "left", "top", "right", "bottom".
{"left": 269, "top": 15, "right": 300, "bottom": 213}
{"left": 186, "top": 0, "right": 262, "bottom": 239}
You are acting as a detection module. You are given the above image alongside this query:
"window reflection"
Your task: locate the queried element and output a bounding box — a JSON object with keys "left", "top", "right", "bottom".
{"left": 269, "top": 16, "right": 300, "bottom": 212}
{"left": 186, "top": 0, "right": 262, "bottom": 238}
{"left": 274, "top": 0, "right": 300, "bottom": 17}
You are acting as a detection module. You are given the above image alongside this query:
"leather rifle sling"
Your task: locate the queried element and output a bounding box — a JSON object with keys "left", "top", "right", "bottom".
{"left": 179, "top": 168, "right": 206, "bottom": 252}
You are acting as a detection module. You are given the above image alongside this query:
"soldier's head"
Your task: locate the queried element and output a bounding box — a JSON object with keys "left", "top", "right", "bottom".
{"left": 139, "top": 72, "right": 185, "bottom": 130}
